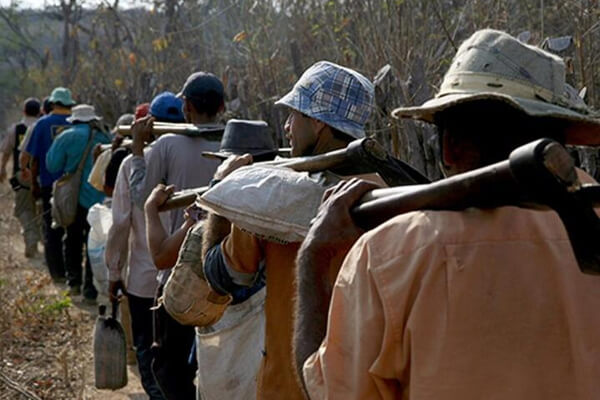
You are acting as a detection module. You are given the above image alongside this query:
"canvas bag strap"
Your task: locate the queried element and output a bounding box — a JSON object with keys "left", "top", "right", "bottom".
{"left": 75, "top": 126, "right": 97, "bottom": 175}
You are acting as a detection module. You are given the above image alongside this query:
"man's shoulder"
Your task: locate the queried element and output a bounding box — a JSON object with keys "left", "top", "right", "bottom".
{"left": 56, "top": 124, "right": 84, "bottom": 139}
{"left": 360, "top": 206, "right": 565, "bottom": 260}
{"left": 154, "top": 133, "right": 220, "bottom": 156}
{"left": 34, "top": 114, "right": 69, "bottom": 134}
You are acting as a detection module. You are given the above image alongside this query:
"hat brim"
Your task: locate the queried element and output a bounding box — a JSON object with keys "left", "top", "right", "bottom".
{"left": 392, "top": 92, "right": 600, "bottom": 146}
{"left": 49, "top": 97, "right": 76, "bottom": 106}
{"left": 66, "top": 116, "right": 101, "bottom": 123}
{"left": 202, "top": 149, "right": 281, "bottom": 160}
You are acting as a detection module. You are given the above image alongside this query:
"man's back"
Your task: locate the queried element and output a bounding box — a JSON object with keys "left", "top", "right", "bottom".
{"left": 304, "top": 205, "right": 600, "bottom": 399}
{"left": 25, "top": 113, "right": 71, "bottom": 187}
{"left": 45, "top": 123, "right": 111, "bottom": 209}
{"left": 133, "top": 133, "right": 220, "bottom": 232}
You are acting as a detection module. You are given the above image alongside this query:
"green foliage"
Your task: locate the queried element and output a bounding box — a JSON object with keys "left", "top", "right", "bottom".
{"left": 41, "top": 293, "right": 73, "bottom": 315}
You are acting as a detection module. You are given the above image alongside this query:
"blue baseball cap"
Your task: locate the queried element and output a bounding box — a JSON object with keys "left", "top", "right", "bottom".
{"left": 275, "top": 61, "right": 375, "bottom": 139}
{"left": 150, "top": 91, "right": 185, "bottom": 123}
{"left": 177, "top": 72, "right": 224, "bottom": 100}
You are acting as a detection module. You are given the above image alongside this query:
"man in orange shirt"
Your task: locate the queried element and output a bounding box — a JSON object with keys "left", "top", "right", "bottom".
{"left": 294, "top": 29, "right": 600, "bottom": 399}
{"left": 201, "top": 61, "right": 375, "bottom": 399}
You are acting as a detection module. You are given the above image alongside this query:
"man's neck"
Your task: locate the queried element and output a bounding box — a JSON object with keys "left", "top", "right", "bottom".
{"left": 188, "top": 113, "right": 216, "bottom": 125}
{"left": 309, "top": 128, "right": 349, "bottom": 156}
{"left": 51, "top": 106, "right": 71, "bottom": 116}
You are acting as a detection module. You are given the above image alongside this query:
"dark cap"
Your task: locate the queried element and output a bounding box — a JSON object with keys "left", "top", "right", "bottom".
{"left": 202, "top": 119, "right": 277, "bottom": 161}
{"left": 42, "top": 97, "right": 52, "bottom": 114}
{"left": 177, "top": 72, "right": 224, "bottom": 100}
{"left": 23, "top": 97, "right": 41, "bottom": 116}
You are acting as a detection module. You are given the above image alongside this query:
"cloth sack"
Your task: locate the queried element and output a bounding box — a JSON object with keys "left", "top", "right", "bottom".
{"left": 88, "top": 148, "right": 112, "bottom": 192}
{"left": 195, "top": 288, "right": 266, "bottom": 400}
{"left": 87, "top": 203, "right": 113, "bottom": 294}
{"left": 93, "top": 303, "right": 127, "bottom": 390}
{"left": 51, "top": 129, "right": 96, "bottom": 228}
{"left": 197, "top": 165, "right": 340, "bottom": 243}
{"left": 162, "top": 221, "right": 232, "bottom": 326}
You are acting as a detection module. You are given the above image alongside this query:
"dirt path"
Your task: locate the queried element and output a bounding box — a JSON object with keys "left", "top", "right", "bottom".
{"left": 0, "top": 184, "right": 147, "bottom": 400}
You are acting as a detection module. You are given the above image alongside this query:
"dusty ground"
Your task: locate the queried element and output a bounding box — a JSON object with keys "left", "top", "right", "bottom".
{"left": 0, "top": 184, "right": 147, "bottom": 399}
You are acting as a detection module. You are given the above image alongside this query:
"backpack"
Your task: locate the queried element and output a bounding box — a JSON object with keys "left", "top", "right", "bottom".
{"left": 12, "top": 122, "right": 27, "bottom": 176}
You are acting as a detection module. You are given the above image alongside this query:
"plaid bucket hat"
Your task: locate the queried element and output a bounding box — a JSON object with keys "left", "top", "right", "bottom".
{"left": 275, "top": 61, "right": 374, "bottom": 139}
{"left": 392, "top": 29, "right": 600, "bottom": 146}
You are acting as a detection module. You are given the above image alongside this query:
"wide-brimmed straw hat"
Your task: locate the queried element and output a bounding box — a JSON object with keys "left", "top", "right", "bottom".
{"left": 202, "top": 119, "right": 280, "bottom": 161}
{"left": 392, "top": 29, "right": 600, "bottom": 146}
{"left": 66, "top": 104, "right": 102, "bottom": 123}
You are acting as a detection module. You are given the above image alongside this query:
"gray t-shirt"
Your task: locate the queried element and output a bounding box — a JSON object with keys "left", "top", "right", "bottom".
{"left": 129, "top": 131, "right": 221, "bottom": 284}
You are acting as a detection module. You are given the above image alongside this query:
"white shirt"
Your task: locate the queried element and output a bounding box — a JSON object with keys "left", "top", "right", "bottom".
{"left": 105, "top": 152, "right": 170, "bottom": 298}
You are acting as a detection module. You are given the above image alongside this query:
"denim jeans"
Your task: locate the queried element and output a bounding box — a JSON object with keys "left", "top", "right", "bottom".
{"left": 128, "top": 294, "right": 165, "bottom": 400}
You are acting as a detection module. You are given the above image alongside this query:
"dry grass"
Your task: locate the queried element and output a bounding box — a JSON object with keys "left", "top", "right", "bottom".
{"left": 0, "top": 185, "right": 146, "bottom": 400}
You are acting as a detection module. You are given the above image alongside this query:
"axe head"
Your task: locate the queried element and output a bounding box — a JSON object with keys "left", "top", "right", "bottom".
{"left": 334, "top": 138, "right": 430, "bottom": 186}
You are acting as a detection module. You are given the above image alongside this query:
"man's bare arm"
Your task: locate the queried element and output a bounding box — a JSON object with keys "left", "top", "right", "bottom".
{"left": 0, "top": 150, "right": 10, "bottom": 182}
{"left": 201, "top": 213, "right": 231, "bottom": 259}
{"left": 201, "top": 153, "right": 253, "bottom": 258}
{"left": 145, "top": 184, "right": 194, "bottom": 269}
{"left": 293, "top": 179, "right": 378, "bottom": 393}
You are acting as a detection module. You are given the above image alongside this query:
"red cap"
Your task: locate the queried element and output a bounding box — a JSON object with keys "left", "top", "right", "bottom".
{"left": 135, "top": 103, "right": 150, "bottom": 120}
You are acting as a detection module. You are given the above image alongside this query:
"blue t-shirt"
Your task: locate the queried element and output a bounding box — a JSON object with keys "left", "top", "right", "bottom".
{"left": 46, "top": 123, "right": 112, "bottom": 209}
{"left": 25, "top": 113, "right": 71, "bottom": 187}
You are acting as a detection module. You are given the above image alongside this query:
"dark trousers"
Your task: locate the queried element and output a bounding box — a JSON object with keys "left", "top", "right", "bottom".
{"left": 65, "top": 203, "right": 96, "bottom": 299}
{"left": 152, "top": 285, "right": 196, "bottom": 400}
{"left": 128, "top": 294, "right": 165, "bottom": 400}
{"left": 41, "top": 186, "right": 65, "bottom": 280}
{"left": 41, "top": 187, "right": 96, "bottom": 298}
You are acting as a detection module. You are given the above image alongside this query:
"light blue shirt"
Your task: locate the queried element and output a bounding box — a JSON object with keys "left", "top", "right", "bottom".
{"left": 46, "top": 123, "right": 112, "bottom": 209}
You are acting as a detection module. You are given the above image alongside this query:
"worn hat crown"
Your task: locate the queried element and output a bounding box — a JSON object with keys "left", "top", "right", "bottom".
{"left": 66, "top": 104, "right": 101, "bottom": 123}
{"left": 220, "top": 119, "right": 276, "bottom": 155}
{"left": 114, "top": 113, "right": 134, "bottom": 128}
{"left": 150, "top": 91, "right": 185, "bottom": 123}
{"left": 275, "top": 61, "right": 375, "bottom": 140}
{"left": 203, "top": 119, "right": 277, "bottom": 160}
{"left": 48, "top": 87, "right": 76, "bottom": 107}
{"left": 392, "top": 29, "right": 600, "bottom": 145}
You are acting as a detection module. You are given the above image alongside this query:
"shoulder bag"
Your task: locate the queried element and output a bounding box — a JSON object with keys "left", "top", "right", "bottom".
{"left": 51, "top": 128, "right": 96, "bottom": 228}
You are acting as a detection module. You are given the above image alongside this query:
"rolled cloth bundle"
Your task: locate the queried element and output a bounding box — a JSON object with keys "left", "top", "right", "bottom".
{"left": 101, "top": 122, "right": 226, "bottom": 151}
{"left": 115, "top": 121, "right": 224, "bottom": 138}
